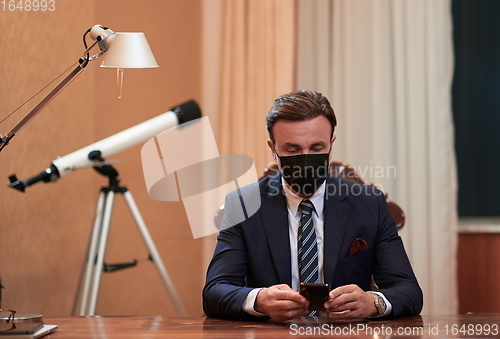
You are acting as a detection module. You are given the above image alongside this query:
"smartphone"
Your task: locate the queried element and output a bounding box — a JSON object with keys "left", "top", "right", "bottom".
{"left": 299, "top": 283, "right": 330, "bottom": 312}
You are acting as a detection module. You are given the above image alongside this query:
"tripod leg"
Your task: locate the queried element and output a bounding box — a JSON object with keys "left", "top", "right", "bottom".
{"left": 87, "top": 190, "right": 116, "bottom": 315}
{"left": 122, "top": 190, "right": 187, "bottom": 317}
{"left": 77, "top": 190, "right": 107, "bottom": 316}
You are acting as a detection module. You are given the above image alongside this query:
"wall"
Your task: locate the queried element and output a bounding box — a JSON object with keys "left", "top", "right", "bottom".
{"left": 458, "top": 233, "right": 500, "bottom": 313}
{"left": 0, "top": 0, "right": 205, "bottom": 317}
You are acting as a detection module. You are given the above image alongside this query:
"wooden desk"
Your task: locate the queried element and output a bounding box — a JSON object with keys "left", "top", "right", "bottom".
{"left": 43, "top": 314, "right": 499, "bottom": 338}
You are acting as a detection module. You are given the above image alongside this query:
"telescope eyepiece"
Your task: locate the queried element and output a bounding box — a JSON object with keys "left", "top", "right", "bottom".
{"left": 8, "top": 166, "right": 59, "bottom": 192}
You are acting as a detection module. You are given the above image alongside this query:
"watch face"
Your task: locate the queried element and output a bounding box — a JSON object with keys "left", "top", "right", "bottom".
{"left": 377, "top": 295, "right": 387, "bottom": 314}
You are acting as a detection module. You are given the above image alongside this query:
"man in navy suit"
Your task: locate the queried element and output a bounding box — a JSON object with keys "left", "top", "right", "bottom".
{"left": 203, "top": 90, "right": 423, "bottom": 322}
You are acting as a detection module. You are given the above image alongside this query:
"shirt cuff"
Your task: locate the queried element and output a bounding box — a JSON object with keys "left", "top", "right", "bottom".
{"left": 368, "top": 291, "right": 393, "bottom": 318}
{"left": 242, "top": 288, "right": 267, "bottom": 317}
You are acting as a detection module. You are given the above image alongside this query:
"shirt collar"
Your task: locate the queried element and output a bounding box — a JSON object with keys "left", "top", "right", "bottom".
{"left": 281, "top": 177, "right": 325, "bottom": 218}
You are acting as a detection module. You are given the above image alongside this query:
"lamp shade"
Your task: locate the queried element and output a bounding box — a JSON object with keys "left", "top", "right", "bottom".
{"left": 100, "top": 32, "right": 159, "bottom": 69}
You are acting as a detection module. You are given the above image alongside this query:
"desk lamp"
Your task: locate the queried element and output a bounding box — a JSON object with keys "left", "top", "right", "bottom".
{"left": 0, "top": 24, "right": 158, "bottom": 152}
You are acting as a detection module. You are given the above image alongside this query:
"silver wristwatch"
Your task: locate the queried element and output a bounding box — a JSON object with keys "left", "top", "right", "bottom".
{"left": 371, "top": 293, "right": 387, "bottom": 315}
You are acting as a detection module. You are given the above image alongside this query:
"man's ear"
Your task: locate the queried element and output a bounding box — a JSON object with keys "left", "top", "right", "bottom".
{"left": 267, "top": 139, "right": 275, "bottom": 157}
{"left": 331, "top": 135, "right": 337, "bottom": 144}
{"left": 267, "top": 139, "right": 280, "bottom": 166}
{"left": 328, "top": 135, "right": 336, "bottom": 157}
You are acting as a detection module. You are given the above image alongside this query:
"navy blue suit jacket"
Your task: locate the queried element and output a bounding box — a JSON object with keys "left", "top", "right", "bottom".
{"left": 203, "top": 174, "right": 423, "bottom": 320}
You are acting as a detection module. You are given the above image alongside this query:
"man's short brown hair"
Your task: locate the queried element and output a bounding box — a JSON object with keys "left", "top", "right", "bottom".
{"left": 266, "top": 90, "right": 337, "bottom": 142}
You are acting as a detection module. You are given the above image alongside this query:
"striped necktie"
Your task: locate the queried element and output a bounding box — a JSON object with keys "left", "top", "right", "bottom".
{"left": 298, "top": 199, "right": 319, "bottom": 316}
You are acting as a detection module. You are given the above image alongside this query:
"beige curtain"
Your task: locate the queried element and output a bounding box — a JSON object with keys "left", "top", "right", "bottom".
{"left": 200, "top": 0, "right": 297, "bottom": 278}
{"left": 218, "top": 0, "right": 296, "bottom": 172}
{"left": 296, "top": 0, "right": 458, "bottom": 314}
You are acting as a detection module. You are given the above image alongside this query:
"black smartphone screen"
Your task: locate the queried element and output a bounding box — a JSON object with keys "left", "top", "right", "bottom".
{"left": 299, "top": 283, "right": 330, "bottom": 312}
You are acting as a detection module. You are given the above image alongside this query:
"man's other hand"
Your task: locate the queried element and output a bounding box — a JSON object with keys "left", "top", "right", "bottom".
{"left": 324, "top": 284, "right": 377, "bottom": 319}
{"left": 255, "top": 284, "right": 309, "bottom": 322}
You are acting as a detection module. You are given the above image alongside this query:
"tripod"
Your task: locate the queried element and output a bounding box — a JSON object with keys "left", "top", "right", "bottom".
{"left": 75, "top": 154, "right": 187, "bottom": 316}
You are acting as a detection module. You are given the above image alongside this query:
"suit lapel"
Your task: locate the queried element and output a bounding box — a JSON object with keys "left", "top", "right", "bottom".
{"left": 260, "top": 175, "right": 292, "bottom": 286}
{"left": 323, "top": 177, "right": 349, "bottom": 286}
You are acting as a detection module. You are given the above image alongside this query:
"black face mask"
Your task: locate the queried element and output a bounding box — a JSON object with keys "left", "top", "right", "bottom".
{"left": 277, "top": 153, "right": 330, "bottom": 196}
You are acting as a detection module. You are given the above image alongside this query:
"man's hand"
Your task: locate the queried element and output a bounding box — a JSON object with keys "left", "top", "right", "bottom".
{"left": 255, "top": 284, "right": 309, "bottom": 322}
{"left": 324, "top": 284, "right": 377, "bottom": 319}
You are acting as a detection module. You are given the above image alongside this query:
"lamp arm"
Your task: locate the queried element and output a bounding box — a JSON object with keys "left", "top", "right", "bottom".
{"left": 0, "top": 40, "right": 100, "bottom": 152}
{"left": 0, "top": 61, "right": 86, "bottom": 152}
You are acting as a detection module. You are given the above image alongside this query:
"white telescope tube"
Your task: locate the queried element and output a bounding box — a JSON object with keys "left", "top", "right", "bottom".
{"left": 8, "top": 100, "right": 201, "bottom": 192}
{"left": 53, "top": 112, "right": 178, "bottom": 178}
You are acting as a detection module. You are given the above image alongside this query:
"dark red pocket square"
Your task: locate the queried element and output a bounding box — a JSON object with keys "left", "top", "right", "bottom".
{"left": 348, "top": 238, "right": 368, "bottom": 257}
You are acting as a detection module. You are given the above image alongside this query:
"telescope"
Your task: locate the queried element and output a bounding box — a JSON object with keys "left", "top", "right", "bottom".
{"left": 8, "top": 100, "right": 201, "bottom": 192}
{"left": 1, "top": 24, "right": 195, "bottom": 318}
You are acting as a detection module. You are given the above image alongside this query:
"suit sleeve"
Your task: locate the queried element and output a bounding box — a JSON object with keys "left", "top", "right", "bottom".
{"left": 202, "top": 191, "right": 269, "bottom": 321}
{"left": 372, "top": 193, "right": 424, "bottom": 318}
